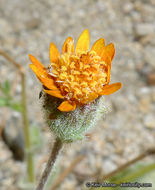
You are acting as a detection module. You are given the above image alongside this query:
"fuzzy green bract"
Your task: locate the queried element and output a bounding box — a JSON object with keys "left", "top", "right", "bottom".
{"left": 42, "top": 93, "right": 106, "bottom": 143}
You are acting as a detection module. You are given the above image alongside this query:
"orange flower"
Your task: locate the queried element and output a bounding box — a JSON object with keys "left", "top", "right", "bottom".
{"left": 29, "top": 29, "right": 122, "bottom": 112}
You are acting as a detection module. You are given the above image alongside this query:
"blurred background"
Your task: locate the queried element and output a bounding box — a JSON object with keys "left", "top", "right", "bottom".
{"left": 0, "top": 0, "right": 155, "bottom": 189}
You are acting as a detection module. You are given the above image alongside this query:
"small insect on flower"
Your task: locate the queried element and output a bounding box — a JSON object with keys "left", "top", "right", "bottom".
{"left": 29, "top": 29, "right": 122, "bottom": 112}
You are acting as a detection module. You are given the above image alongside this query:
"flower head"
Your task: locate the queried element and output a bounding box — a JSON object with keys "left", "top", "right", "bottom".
{"left": 29, "top": 29, "right": 122, "bottom": 112}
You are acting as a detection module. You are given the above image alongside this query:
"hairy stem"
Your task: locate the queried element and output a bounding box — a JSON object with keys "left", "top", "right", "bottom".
{"left": 36, "top": 138, "right": 63, "bottom": 190}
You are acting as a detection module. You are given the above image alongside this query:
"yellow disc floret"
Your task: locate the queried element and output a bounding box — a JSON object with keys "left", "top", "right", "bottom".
{"left": 48, "top": 50, "right": 108, "bottom": 104}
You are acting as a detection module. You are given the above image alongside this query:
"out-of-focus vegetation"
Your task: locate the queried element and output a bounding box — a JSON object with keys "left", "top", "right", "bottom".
{"left": 0, "top": 80, "right": 22, "bottom": 112}
{"left": 0, "top": 77, "right": 43, "bottom": 188}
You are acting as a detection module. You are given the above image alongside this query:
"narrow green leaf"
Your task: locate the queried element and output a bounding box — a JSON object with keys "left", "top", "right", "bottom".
{"left": 10, "top": 102, "right": 23, "bottom": 112}
{"left": 0, "top": 80, "right": 12, "bottom": 99}
{"left": 4, "top": 80, "right": 10, "bottom": 92}
{"left": 0, "top": 97, "right": 8, "bottom": 106}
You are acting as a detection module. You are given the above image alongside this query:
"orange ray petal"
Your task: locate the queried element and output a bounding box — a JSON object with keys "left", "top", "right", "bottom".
{"left": 29, "top": 54, "right": 45, "bottom": 69}
{"left": 99, "top": 82, "right": 122, "bottom": 95}
{"left": 81, "top": 92, "right": 98, "bottom": 104}
{"left": 39, "top": 77, "right": 58, "bottom": 90}
{"left": 58, "top": 101, "right": 76, "bottom": 112}
{"left": 30, "top": 64, "right": 59, "bottom": 91}
{"left": 106, "top": 64, "right": 111, "bottom": 84}
{"left": 44, "top": 89, "right": 64, "bottom": 99}
{"left": 106, "top": 43, "right": 115, "bottom": 61}
{"left": 29, "top": 64, "right": 48, "bottom": 80}
{"left": 49, "top": 42, "right": 60, "bottom": 64}
{"left": 100, "top": 50, "right": 111, "bottom": 65}
{"left": 91, "top": 38, "right": 105, "bottom": 56}
{"left": 75, "top": 29, "right": 89, "bottom": 54}
{"left": 62, "top": 37, "right": 74, "bottom": 54}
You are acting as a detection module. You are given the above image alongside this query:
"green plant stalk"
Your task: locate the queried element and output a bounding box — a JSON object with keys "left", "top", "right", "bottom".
{"left": 92, "top": 163, "right": 155, "bottom": 190}
{"left": 21, "top": 73, "right": 34, "bottom": 183}
{"left": 0, "top": 50, "right": 35, "bottom": 183}
{"left": 116, "top": 162, "right": 155, "bottom": 183}
{"left": 88, "top": 149, "right": 155, "bottom": 190}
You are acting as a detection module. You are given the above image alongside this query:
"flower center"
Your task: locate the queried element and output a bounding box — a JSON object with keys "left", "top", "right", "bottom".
{"left": 48, "top": 51, "right": 108, "bottom": 104}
